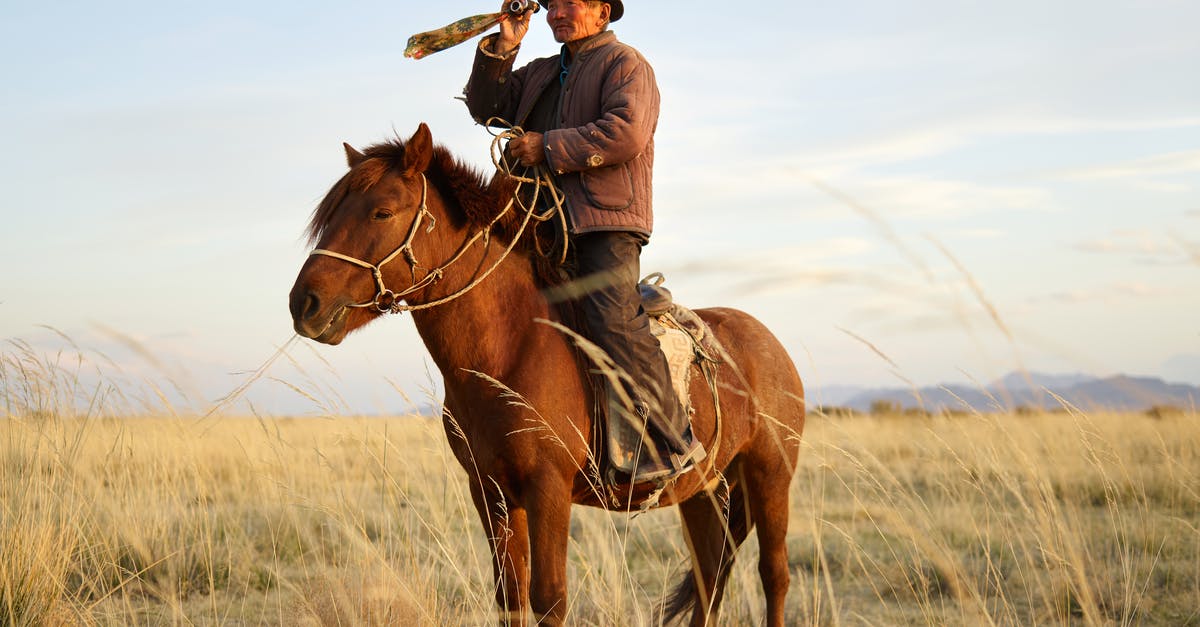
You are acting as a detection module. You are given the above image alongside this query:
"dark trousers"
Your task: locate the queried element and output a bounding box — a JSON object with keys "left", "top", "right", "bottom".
{"left": 570, "top": 231, "right": 689, "bottom": 454}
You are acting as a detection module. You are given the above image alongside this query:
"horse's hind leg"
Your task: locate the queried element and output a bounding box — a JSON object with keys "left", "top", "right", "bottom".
{"left": 743, "top": 446, "right": 795, "bottom": 627}
{"left": 671, "top": 464, "right": 754, "bottom": 626}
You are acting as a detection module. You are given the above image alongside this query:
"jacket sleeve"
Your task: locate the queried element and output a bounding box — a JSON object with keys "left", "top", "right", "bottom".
{"left": 463, "top": 34, "right": 526, "bottom": 127}
{"left": 543, "top": 47, "right": 660, "bottom": 174}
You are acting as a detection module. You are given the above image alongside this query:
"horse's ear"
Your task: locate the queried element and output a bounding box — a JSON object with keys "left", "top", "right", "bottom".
{"left": 403, "top": 123, "right": 433, "bottom": 173}
{"left": 344, "top": 142, "right": 367, "bottom": 168}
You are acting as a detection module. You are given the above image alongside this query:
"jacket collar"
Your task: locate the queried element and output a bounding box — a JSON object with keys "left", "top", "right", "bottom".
{"left": 562, "top": 30, "right": 616, "bottom": 63}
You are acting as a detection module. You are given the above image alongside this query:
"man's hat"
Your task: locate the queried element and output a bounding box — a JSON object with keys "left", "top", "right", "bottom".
{"left": 606, "top": 0, "right": 624, "bottom": 22}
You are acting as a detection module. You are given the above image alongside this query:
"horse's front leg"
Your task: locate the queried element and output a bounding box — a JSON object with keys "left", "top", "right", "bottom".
{"left": 470, "top": 480, "right": 530, "bottom": 625}
{"left": 525, "top": 471, "right": 573, "bottom": 625}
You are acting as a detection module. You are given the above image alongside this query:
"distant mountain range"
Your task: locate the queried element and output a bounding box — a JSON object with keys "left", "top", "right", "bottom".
{"left": 815, "top": 372, "right": 1200, "bottom": 413}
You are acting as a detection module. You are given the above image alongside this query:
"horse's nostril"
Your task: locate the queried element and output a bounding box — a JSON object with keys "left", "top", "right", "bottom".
{"left": 303, "top": 293, "right": 321, "bottom": 321}
{"left": 291, "top": 289, "right": 321, "bottom": 323}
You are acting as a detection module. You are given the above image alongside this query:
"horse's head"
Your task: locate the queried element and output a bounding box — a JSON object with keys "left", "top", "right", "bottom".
{"left": 289, "top": 123, "right": 442, "bottom": 345}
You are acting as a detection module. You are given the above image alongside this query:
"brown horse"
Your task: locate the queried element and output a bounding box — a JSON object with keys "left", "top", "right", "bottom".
{"left": 289, "top": 123, "right": 806, "bottom": 626}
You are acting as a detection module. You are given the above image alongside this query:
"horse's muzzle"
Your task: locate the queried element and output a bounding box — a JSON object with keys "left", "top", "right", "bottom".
{"left": 290, "top": 289, "right": 349, "bottom": 344}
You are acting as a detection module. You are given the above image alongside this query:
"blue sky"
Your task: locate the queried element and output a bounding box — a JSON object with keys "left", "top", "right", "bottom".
{"left": 2, "top": 1, "right": 1198, "bottom": 415}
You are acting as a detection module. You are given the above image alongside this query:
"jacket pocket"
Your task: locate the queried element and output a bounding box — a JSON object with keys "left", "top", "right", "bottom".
{"left": 580, "top": 163, "right": 634, "bottom": 211}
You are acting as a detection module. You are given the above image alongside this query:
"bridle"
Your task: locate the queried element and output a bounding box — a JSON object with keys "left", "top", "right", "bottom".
{"left": 308, "top": 173, "right": 442, "bottom": 314}
{"left": 307, "top": 122, "right": 566, "bottom": 315}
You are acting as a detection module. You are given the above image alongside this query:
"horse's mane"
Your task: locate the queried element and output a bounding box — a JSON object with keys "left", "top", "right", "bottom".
{"left": 305, "top": 138, "right": 525, "bottom": 248}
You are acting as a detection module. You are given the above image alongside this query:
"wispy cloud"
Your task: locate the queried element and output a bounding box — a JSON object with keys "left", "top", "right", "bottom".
{"left": 1054, "top": 149, "right": 1200, "bottom": 183}
{"left": 940, "top": 227, "right": 1006, "bottom": 240}
{"left": 1173, "top": 235, "right": 1200, "bottom": 266}
{"left": 1072, "top": 229, "right": 1195, "bottom": 264}
{"left": 1074, "top": 230, "right": 1177, "bottom": 254}
{"left": 791, "top": 114, "right": 1200, "bottom": 176}
{"left": 855, "top": 175, "right": 1053, "bottom": 217}
{"left": 1030, "top": 282, "right": 1173, "bottom": 305}
{"left": 793, "top": 127, "right": 967, "bottom": 177}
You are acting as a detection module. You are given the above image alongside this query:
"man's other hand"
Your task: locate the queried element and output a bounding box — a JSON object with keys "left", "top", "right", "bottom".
{"left": 507, "top": 132, "right": 546, "bottom": 167}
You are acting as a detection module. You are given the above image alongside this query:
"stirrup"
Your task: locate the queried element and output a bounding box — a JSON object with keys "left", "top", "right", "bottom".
{"left": 628, "top": 433, "right": 706, "bottom": 485}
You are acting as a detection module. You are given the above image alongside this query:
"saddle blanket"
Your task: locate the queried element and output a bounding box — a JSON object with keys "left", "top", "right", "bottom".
{"left": 651, "top": 318, "right": 700, "bottom": 413}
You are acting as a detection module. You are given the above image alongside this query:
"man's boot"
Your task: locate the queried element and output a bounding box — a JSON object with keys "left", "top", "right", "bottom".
{"left": 626, "top": 402, "right": 706, "bottom": 484}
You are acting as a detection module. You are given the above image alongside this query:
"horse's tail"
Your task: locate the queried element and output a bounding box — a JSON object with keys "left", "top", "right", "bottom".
{"left": 661, "top": 567, "right": 699, "bottom": 624}
{"left": 661, "top": 479, "right": 751, "bottom": 625}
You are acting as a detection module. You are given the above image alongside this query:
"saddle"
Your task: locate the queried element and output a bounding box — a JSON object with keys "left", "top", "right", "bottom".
{"left": 599, "top": 273, "right": 723, "bottom": 491}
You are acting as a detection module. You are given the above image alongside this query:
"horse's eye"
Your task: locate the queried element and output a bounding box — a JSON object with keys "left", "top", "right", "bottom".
{"left": 372, "top": 209, "right": 394, "bottom": 221}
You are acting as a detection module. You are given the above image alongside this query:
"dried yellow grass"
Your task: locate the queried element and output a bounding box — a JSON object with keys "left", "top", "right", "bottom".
{"left": 4, "top": 334, "right": 1199, "bottom": 625}
{"left": 2, "top": 406, "right": 1197, "bottom": 625}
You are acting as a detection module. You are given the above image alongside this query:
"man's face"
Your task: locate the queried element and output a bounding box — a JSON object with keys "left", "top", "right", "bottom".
{"left": 545, "top": 0, "right": 609, "bottom": 44}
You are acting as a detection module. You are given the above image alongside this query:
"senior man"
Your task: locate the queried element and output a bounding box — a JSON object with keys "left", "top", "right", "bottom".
{"left": 463, "top": 0, "right": 704, "bottom": 482}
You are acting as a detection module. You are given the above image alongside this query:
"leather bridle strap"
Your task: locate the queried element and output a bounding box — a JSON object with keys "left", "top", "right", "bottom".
{"left": 306, "top": 151, "right": 560, "bottom": 315}
{"left": 309, "top": 173, "right": 437, "bottom": 314}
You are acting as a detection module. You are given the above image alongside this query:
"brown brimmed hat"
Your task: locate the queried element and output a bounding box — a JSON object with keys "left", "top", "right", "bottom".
{"left": 606, "top": 1, "right": 624, "bottom": 21}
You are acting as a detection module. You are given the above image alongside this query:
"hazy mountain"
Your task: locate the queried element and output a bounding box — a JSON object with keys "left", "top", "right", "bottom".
{"left": 989, "top": 371, "right": 1095, "bottom": 392}
{"left": 821, "top": 372, "right": 1199, "bottom": 413}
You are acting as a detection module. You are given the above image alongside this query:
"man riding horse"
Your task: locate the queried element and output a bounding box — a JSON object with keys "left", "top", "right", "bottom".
{"left": 463, "top": 0, "right": 704, "bottom": 482}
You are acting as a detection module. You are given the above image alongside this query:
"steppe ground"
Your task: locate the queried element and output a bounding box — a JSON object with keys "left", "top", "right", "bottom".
{"left": 4, "top": 399, "right": 1198, "bottom": 625}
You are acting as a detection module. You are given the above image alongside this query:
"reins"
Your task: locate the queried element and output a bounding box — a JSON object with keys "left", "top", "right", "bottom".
{"left": 308, "top": 119, "right": 567, "bottom": 314}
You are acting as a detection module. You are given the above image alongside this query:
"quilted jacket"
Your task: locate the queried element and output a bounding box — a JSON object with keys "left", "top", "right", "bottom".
{"left": 464, "top": 31, "right": 660, "bottom": 235}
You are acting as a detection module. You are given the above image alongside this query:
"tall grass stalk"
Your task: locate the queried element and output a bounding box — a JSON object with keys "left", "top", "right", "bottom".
{"left": 3, "top": 338, "right": 1198, "bottom": 624}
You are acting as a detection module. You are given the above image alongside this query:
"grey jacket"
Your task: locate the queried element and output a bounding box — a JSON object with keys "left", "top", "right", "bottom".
{"left": 464, "top": 31, "right": 660, "bottom": 235}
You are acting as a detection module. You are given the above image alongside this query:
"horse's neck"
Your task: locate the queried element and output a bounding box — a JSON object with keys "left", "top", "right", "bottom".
{"left": 410, "top": 247, "right": 550, "bottom": 386}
